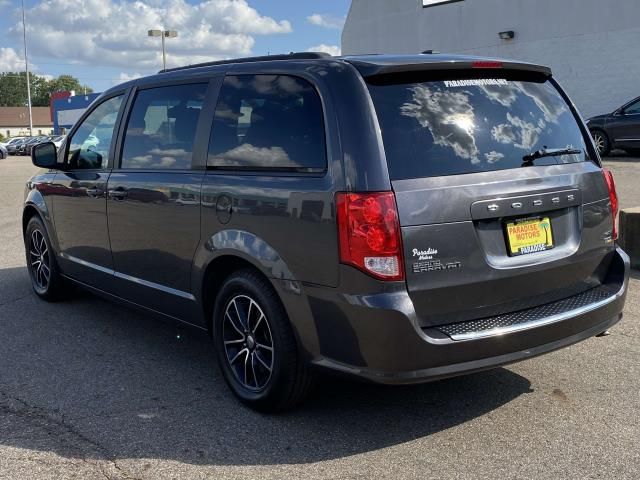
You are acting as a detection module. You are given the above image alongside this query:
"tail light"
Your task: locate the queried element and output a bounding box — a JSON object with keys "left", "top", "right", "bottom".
{"left": 336, "top": 192, "right": 404, "bottom": 281}
{"left": 603, "top": 169, "right": 619, "bottom": 240}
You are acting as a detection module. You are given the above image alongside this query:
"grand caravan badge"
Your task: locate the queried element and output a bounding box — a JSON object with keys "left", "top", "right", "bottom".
{"left": 411, "top": 247, "right": 462, "bottom": 274}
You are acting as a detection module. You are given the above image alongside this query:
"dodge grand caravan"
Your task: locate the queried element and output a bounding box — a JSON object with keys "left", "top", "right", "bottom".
{"left": 24, "top": 53, "right": 629, "bottom": 411}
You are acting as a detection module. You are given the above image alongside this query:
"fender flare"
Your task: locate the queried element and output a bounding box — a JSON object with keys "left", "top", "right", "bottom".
{"left": 23, "top": 188, "right": 60, "bottom": 254}
{"left": 192, "top": 229, "right": 321, "bottom": 357}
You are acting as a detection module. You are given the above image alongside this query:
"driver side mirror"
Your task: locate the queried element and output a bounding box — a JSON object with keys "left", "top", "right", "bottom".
{"left": 31, "top": 142, "right": 59, "bottom": 169}
{"left": 614, "top": 107, "right": 625, "bottom": 116}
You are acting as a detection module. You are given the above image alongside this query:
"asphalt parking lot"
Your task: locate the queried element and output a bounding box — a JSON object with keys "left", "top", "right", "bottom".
{"left": 0, "top": 154, "right": 639, "bottom": 480}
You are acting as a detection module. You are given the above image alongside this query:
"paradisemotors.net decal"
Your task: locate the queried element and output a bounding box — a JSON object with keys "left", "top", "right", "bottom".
{"left": 444, "top": 79, "right": 509, "bottom": 87}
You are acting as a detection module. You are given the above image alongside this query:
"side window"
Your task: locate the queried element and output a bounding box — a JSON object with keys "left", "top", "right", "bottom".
{"left": 625, "top": 100, "right": 640, "bottom": 115}
{"left": 67, "top": 95, "right": 123, "bottom": 170}
{"left": 208, "top": 74, "right": 326, "bottom": 172}
{"left": 120, "top": 83, "right": 207, "bottom": 169}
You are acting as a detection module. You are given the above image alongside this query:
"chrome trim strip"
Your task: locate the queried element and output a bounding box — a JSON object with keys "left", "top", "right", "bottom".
{"left": 60, "top": 253, "right": 114, "bottom": 275}
{"left": 60, "top": 252, "right": 195, "bottom": 300}
{"left": 615, "top": 138, "right": 640, "bottom": 142}
{"left": 113, "top": 271, "right": 195, "bottom": 300}
{"left": 449, "top": 290, "right": 620, "bottom": 342}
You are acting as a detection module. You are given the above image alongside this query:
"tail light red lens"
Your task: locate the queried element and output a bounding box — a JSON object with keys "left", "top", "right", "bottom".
{"left": 336, "top": 192, "right": 405, "bottom": 281}
{"left": 603, "top": 169, "right": 619, "bottom": 240}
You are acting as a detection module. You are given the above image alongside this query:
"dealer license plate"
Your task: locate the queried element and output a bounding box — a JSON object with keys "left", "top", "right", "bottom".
{"left": 505, "top": 217, "right": 554, "bottom": 256}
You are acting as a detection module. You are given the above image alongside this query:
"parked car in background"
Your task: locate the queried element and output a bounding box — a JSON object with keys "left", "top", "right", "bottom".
{"left": 24, "top": 52, "right": 628, "bottom": 412}
{"left": 20, "top": 136, "right": 49, "bottom": 156}
{"left": 5, "top": 137, "right": 27, "bottom": 155}
{"left": 0, "top": 143, "right": 7, "bottom": 159}
{"left": 587, "top": 96, "right": 640, "bottom": 156}
{"left": 16, "top": 137, "right": 36, "bottom": 155}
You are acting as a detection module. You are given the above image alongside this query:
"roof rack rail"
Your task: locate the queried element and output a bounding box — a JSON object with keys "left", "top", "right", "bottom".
{"left": 160, "top": 52, "right": 331, "bottom": 73}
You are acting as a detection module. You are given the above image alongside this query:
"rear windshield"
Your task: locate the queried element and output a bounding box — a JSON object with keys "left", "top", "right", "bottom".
{"left": 367, "top": 78, "right": 590, "bottom": 180}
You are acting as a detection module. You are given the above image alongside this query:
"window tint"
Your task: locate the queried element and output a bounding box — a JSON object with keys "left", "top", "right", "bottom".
{"left": 68, "top": 95, "right": 123, "bottom": 170}
{"left": 208, "top": 75, "right": 326, "bottom": 172}
{"left": 625, "top": 99, "right": 640, "bottom": 114}
{"left": 368, "top": 78, "right": 589, "bottom": 180}
{"left": 120, "top": 83, "right": 207, "bottom": 169}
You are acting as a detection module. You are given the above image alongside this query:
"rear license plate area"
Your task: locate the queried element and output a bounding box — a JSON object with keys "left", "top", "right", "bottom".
{"left": 505, "top": 217, "right": 554, "bottom": 256}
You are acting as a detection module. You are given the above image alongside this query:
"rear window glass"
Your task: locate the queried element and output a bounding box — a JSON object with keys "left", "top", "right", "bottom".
{"left": 367, "top": 78, "right": 590, "bottom": 180}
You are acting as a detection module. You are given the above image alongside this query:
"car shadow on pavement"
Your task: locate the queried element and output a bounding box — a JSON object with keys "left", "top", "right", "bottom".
{"left": 604, "top": 150, "right": 640, "bottom": 161}
{"left": 0, "top": 266, "right": 532, "bottom": 466}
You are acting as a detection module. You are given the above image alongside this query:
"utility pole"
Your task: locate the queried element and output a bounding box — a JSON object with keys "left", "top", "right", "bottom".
{"left": 148, "top": 29, "right": 178, "bottom": 71}
{"left": 21, "top": 0, "right": 33, "bottom": 137}
{"left": 161, "top": 32, "right": 166, "bottom": 71}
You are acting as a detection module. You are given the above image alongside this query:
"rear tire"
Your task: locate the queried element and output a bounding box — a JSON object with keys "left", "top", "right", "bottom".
{"left": 590, "top": 129, "right": 610, "bottom": 156}
{"left": 212, "top": 269, "right": 313, "bottom": 412}
{"left": 24, "top": 216, "right": 66, "bottom": 301}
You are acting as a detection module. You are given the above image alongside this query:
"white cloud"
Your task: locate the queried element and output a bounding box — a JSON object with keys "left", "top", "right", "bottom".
{"left": 515, "top": 81, "right": 566, "bottom": 123}
{"left": 491, "top": 123, "right": 517, "bottom": 145}
{"left": 401, "top": 85, "right": 480, "bottom": 163}
{"left": 0, "top": 0, "right": 10, "bottom": 7}
{"left": 118, "top": 72, "right": 143, "bottom": 83}
{"left": 10, "top": 0, "right": 292, "bottom": 71}
{"left": 0, "top": 47, "right": 26, "bottom": 72}
{"left": 217, "top": 144, "right": 296, "bottom": 168}
{"left": 493, "top": 113, "right": 542, "bottom": 151}
{"left": 484, "top": 151, "right": 504, "bottom": 164}
{"left": 307, "top": 13, "right": 345, "bottom": 30}
{"left": 479, "top": 84, "right": 517, "bottom": 107}
{"left": 308, "top": 44, "right": 341, "bottom": 56}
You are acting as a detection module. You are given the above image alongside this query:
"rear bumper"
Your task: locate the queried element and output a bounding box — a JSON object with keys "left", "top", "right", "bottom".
{"left": 303, "top": 247, "right": 629, "bottom": 385}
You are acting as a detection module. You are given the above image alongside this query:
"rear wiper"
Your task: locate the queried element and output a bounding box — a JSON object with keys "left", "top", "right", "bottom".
{"left": 522, "top": 147, "right": 582, "bottom": 167}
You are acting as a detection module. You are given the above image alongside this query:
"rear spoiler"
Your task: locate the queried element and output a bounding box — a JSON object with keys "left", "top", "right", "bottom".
{"left": 345, "top": 58, "right": 552, "bottom": 79}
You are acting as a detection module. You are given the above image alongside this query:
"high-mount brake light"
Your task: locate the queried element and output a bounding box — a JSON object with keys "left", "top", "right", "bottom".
{"left": 472, "top": 61, "right": 503, "bottom": 69}
{"left": 603, "top": 169, "right": 619, "bottom": 240}
{"left": 336, "top": 192, "right": 405, "bottom": 281}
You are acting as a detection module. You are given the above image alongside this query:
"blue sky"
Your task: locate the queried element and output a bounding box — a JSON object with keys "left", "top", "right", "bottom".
{"left": 0, "top": 0, "right": 351, "bottom": 92}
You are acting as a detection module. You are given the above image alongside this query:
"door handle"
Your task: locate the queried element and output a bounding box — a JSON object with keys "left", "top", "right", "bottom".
{"left": 86, "top": 187, "right": 104, "bottom": 198}
{"left": 108, "top": 188, "right": 128, "bottom": 200}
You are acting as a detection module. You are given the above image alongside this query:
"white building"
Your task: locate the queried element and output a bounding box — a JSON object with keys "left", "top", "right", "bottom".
{"left": 342, "top": 0, "right": 640, "bottom": 118}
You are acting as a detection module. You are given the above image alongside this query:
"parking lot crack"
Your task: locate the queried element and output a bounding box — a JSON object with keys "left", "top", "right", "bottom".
{"left": 0, "top": 293, "right": 30, "bottom": 308}
{"left": 0, "top": 389, "right": 136, "bottom": 479}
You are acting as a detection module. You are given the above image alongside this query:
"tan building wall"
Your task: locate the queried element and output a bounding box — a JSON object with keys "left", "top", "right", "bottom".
{"left": 0, "top": 107, "right": 53, "bottom": 138}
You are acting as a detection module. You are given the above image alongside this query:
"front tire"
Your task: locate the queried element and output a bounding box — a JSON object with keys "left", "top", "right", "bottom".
{"left": 590, "top": 129, "right": 611, "bottom": 156}
{"left": 212, "top": 269, "right": 313, "bottom": 412}
{"left": 24, "top": 216, "right": 65, "bottom": 301}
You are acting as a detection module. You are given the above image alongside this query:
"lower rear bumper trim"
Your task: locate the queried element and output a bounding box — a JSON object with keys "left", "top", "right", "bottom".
{"left": 313, "top": 313, "right": 622, "bottom": 385}
{"left": 438, "top": 284, "right": 621, "bottom": 342}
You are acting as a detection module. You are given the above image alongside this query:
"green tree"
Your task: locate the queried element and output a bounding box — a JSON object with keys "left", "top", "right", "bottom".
{"left": 0, "top": 72, "right": 31, "bottom": 107}
{"left": 0, "top": 72, "right": 93, "bottom": 107}
{"left": 47, "top": 74, "right": 93, "bottom": 96}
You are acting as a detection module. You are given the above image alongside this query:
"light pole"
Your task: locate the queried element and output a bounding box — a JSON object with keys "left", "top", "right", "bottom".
{"left": 148, "top": 29, "right": 178, "bottom": 71}
{"left": 21, "top": 0, "right": 33, "bottom": 136}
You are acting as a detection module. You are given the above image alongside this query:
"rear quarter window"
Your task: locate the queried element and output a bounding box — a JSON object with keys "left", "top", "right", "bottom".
{"left": 208, "top": 74, "right": 326, "bottom": 173}
{"left": 367, "top": 78, "right": 590, "bottom": 180}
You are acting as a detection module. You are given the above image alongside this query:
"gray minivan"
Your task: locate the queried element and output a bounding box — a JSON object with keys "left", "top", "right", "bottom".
{"left": 25, "top": 53, "right": 628, "bottom": 411}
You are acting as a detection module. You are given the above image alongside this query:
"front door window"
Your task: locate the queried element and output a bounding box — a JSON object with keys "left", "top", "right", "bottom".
{"left": 67, "top": 95, "right": 123, "bottom": 170}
